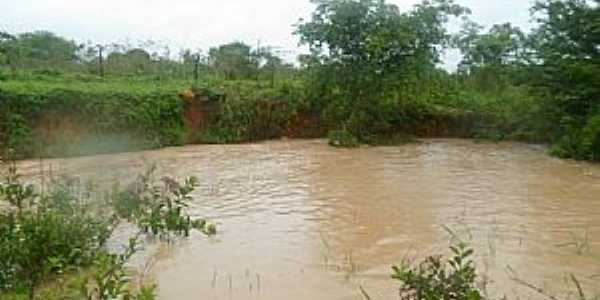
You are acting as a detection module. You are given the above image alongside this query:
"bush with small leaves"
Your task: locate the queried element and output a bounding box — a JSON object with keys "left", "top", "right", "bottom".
{"left": 391, "top": 243, "right": 482, "bottom": 300}
{"left": 0, "top": 160, "right": 215, "bottom": 300}
{"left": 328, "top": 130, "right": 360, "bottom": 148}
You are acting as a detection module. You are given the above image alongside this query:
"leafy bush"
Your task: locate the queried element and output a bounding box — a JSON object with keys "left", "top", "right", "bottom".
{"left": 550, "top": 114, "right": 600, "bottom": 161}
{"left": 198, "top": 81, "right": 302, "bottom": 143}
{"left": 0, "top": 160, "right": 215, "bottom": 299}
{"left": 392, "top": 243, "right": 482, "bottom": 300}
{"left": 581, "top": 115, "right": 600, "bottom": 161}
{"left": 0, "top": 166, "right": 113, "bottom": 298}
{"left": 111, "top": 167, "right": 216, "bottom": 238}
{"left": 328, "top": 130, "right": 359, "bottom": 148}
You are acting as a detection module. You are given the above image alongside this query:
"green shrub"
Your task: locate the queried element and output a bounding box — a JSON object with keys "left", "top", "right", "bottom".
{"left": 0, "top": 169, "right": 113, "bottom": 298}
{"left": 0, "top": 160, "right": 215, "bottom": 299}
{"left": 328, "top": 130, "right": 360, "bottom": 148}
{"left": 392, "top": 243, "right": 482, "bottom": 300}
{"left": 549, "top": 115, "right": 600, "bottom": 161}
{"left": 581, "top": 115, "right": 600, "bottom": 161}
{"left": 448, "top": 84, "right": 554, "bottom": 143}
{"left": 198, "top": 81, "right": 302, "bottom": 143}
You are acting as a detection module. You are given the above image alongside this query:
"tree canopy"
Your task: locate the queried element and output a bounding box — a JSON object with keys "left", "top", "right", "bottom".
{"left": 0, "top": 31, "right": 79, "bottom": 70}
{"left": 208, "top": 42, "right": 258, "bottom": 80}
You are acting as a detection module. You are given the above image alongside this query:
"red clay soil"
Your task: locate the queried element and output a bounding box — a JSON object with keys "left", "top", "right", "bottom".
{"left": 179, "top": 89, "right": 221, "bottom": 142}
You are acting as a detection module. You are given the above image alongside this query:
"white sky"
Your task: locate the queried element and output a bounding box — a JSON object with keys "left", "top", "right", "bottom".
{"left": 0, "top": 0, "right": 536, "bottom": 69}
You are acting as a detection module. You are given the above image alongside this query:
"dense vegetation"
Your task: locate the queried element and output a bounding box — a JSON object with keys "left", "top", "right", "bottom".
{"left": 0, "top": 0, "right": 598, "bottom": 160}
{"left": 0, "top": 159, "right": 216, "bottom": 299}
{"left": 295, "top": 0, "right": 599, "bottom": 158}
{"left": 0, "top": 77, "right": 186, "bottom": 158}
{"left": 0, "top": 74, "right": 308, "bottom": 158}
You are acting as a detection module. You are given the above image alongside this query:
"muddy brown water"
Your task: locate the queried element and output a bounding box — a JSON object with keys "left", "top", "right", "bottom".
{"left": 15, "top": 139, "right": 600, "bottom": 299}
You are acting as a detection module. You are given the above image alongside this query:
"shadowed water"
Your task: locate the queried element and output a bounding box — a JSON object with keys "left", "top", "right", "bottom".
{"left": 17, "top": 139, "right": 600, "bottom": 299}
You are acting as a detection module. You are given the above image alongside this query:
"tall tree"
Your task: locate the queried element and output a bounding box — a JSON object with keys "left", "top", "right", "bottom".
{"left": 208, "top": 42, "right": 258, "bottom": 80}
{"left": 295, "top": 0, "right": 469, "bottom": 135}
{"left": 0, "top": 31, "right": 79, "bottom": 71}
{"left": 0, "top": 31, "right": 16, "bottom": 70}
{"left": 455, "top": 22, "right": 525, "bottom": 71}
{"left": 519, "top": 0, "right": 600, "bottom": 160}
{"left": 106, "top": 48, "right": 152, "bottom": 75}
{"left": 296, "top": 0, "right": 469, "bottom": 81}
{"left": 530, "top": 0, "right": 600, "bottom": 120}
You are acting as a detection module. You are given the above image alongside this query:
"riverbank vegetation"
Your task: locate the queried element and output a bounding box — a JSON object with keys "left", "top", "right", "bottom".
{"left": 392, "top": 242, "right": 598, "bottom": 300}
{"left": 0, "top": 0, "right": 598, "bottom": 161}
{"left": 0, "top": 159, "right": 216, "bottom": 299}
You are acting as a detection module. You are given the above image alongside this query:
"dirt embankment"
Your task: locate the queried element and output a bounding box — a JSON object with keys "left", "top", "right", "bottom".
{"left": 25, "top": 90, "right": 474, "bottom": 158}
{"left": 34, "top": 112, "right": 92, "bottom": 146}
{"left": 179, "top": 89, "right": 221, "bottom": 143}
{"left": 178, "top": 89, "right": 328, "bottom": 141}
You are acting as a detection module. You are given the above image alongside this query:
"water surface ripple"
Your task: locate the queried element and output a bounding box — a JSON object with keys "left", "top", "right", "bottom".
{"left": 17, "top": 139, "right": 600, "bottom": 300}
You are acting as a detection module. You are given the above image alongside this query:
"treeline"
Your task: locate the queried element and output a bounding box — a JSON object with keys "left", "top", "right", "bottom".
{"left": 295, "top": 0, "right": 599, "bottom": 159}
{"left": 0, "top": 33, "right": 306, "bottom": 158}
{"left": 0, "top": 31, "right": 295, "bottom": 83}
{"left": 0, "top": 0, "right": 598, "bottom": 161}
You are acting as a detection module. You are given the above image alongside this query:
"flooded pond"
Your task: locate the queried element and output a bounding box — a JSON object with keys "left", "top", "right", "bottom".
{"left": 16, "top": 139, "right": 600, "bottom": 299}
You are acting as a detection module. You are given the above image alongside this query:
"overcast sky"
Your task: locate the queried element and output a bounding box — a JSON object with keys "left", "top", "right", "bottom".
{"left": 0, "top": 0, "right": 536, "bottom": 69}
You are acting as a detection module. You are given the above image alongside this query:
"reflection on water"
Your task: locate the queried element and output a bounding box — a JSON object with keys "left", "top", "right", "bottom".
{"left": 17, "top": 139, "right": 600, "bottom": 300}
